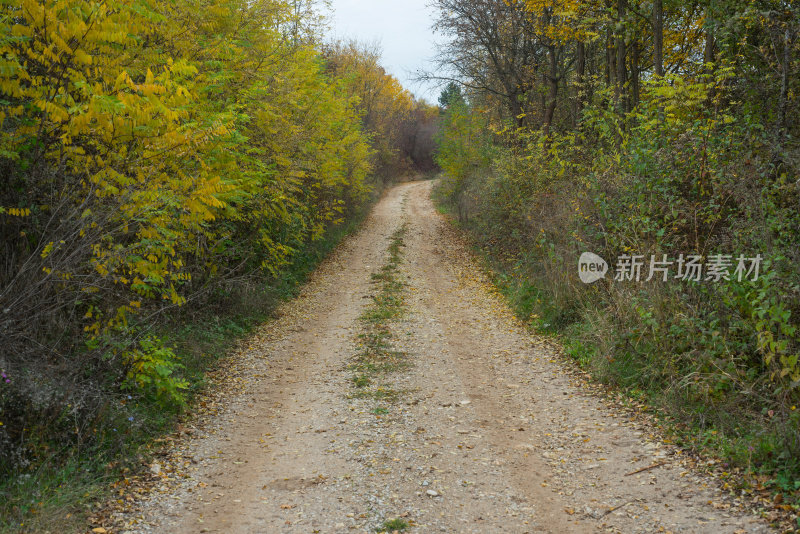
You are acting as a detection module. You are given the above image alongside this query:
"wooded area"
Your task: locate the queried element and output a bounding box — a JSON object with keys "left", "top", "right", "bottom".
{"left": 0, "top": 0, "right": 437, "bottom": 524}
{"left": 432, "top": 0, "right": 800, "bottom": 505}
{"left": 2, "top": 0, "right": 800, "bottom": 528}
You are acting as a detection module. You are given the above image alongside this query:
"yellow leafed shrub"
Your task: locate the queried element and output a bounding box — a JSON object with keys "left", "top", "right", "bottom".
{"left": 0, "top": 0, "right": 373, "bottom": 421}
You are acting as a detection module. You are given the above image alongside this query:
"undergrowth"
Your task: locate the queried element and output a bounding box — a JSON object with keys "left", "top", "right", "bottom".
{"left": 434, "top": 172, "right": 800, "bottom": 525}
{"left": 0, "top": 212, "right": 366, "bottom": 533}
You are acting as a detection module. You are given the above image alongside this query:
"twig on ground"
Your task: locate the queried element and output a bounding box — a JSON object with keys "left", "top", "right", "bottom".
{"left": 624, "top": 461, "right": 667, "bottom": 477}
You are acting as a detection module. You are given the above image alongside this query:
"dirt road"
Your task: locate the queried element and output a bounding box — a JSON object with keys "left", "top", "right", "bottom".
{"left": 116, "top": 181, "right": 769, "bottom": 533}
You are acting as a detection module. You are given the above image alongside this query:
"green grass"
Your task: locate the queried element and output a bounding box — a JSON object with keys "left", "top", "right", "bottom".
{"left": 352, "top": 374, "right": 371, "bottom": 388}
{"left": 0, "top": 213, "right": 367, "bottom": 533}
{"left": 0, "top": 456, "right": 112, "bottom": 533}
{"left": 348, "top": 225, "right": 410, "bottom": 406}
{"left": 376, "top": 517, "right": 409, "bottom": 532}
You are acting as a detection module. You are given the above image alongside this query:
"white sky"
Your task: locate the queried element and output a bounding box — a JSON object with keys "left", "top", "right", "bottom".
{"left": 326, "top": 0, "right": 442, "bottom": 102}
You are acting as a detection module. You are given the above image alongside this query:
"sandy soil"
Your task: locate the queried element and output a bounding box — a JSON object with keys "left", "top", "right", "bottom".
{"left": 114, "top": 181, "right": 770, "bottom": 533}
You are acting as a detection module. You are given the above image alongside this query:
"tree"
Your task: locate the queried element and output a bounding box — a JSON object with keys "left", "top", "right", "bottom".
{"left": 439, "top": 82, "right": 465, "bottom": 109}
{"left": 323, "top": 39, "right": 439, "bottom": 179}
{"left": 429, "top": 0, "right": 543, "bottom": 127}
{"left": 0, "top": 0, "right": 378, "bottom": 469}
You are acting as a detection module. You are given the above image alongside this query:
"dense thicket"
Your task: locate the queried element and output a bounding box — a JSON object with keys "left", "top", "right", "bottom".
{"left": 323, "top": 40, "right": 440, "bottom": 181}
{"left": 0, "top": 0, "right": 432, "bottom": 486}
{"left": 433, "top": 0, "right": 800, "bottom": 491}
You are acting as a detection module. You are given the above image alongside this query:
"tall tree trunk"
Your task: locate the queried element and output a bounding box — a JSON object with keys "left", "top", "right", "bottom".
{"left": 587, "top": 42, "right": 596, "bottom": 105}
{"left": 606, "top": 33, "right": 613, "bottom": 86}
{"left": 631, "top": 37, "right": 640, "bottom": 108}
{"left": 779, "top": 28, "right": 790, "bottom": 134}
{"left": 616, "top": 0, "right": 627, "bottom": 113}
{"left": 704, "top": 26, "right": 715, "bottom": 68}
{"left": 575, "top": 41, "right": 586, "bottom": 123}
{"left": 541, "top": 69, "right": 548, "bottom": 124}
{"left": 543, "top": 44, "right": 559, "bottom": 137}
{"left": 509, "top": 92, "right": 524, "bottom": 129}
{"left": 605, "top": 2, "right": 613, "bottom": 88}
{"left": 653, "top": 0, "right": 663, "bottom": 76}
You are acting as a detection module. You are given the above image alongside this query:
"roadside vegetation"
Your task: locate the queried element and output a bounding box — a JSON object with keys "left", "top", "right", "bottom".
{"left": 0, "top": 0, "right": 437, "bottom": 529}
{"left": 0, "top": 213, "right": 364, "bottom": 532}
{"left": 429, "top": 0, "right": 800, "bottom": 519}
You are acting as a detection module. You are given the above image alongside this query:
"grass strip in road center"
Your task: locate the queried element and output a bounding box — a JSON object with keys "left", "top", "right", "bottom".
{"left": 349, "top": 224, "right": 410, "bottom": 403}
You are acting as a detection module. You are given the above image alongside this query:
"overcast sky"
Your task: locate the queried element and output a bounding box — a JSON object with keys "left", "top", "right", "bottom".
{"left": 326, "top": 0, "right": 443, "bottom": 102}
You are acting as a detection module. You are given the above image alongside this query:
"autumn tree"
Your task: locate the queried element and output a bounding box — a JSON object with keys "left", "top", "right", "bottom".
{"left": 432, "top": 0, "right": 800, "bottom": 482}
{"left": 323, "top": 39, "right": 440, "bottom": 180}
{"left": 428, "top": 0, "right": 543, "bottom": 127}
{"left": 0, "top": 0, "right": 379, "bottom": 476}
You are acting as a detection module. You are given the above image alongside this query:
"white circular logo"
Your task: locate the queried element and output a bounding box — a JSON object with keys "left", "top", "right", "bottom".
{"left": 578, "top": 252, "right": 608, "bottom": 284}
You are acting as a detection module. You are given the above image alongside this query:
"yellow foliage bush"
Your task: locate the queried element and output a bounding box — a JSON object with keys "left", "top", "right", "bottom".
{"left": 0, "top": 0, "right": 373, "bottom": 406}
